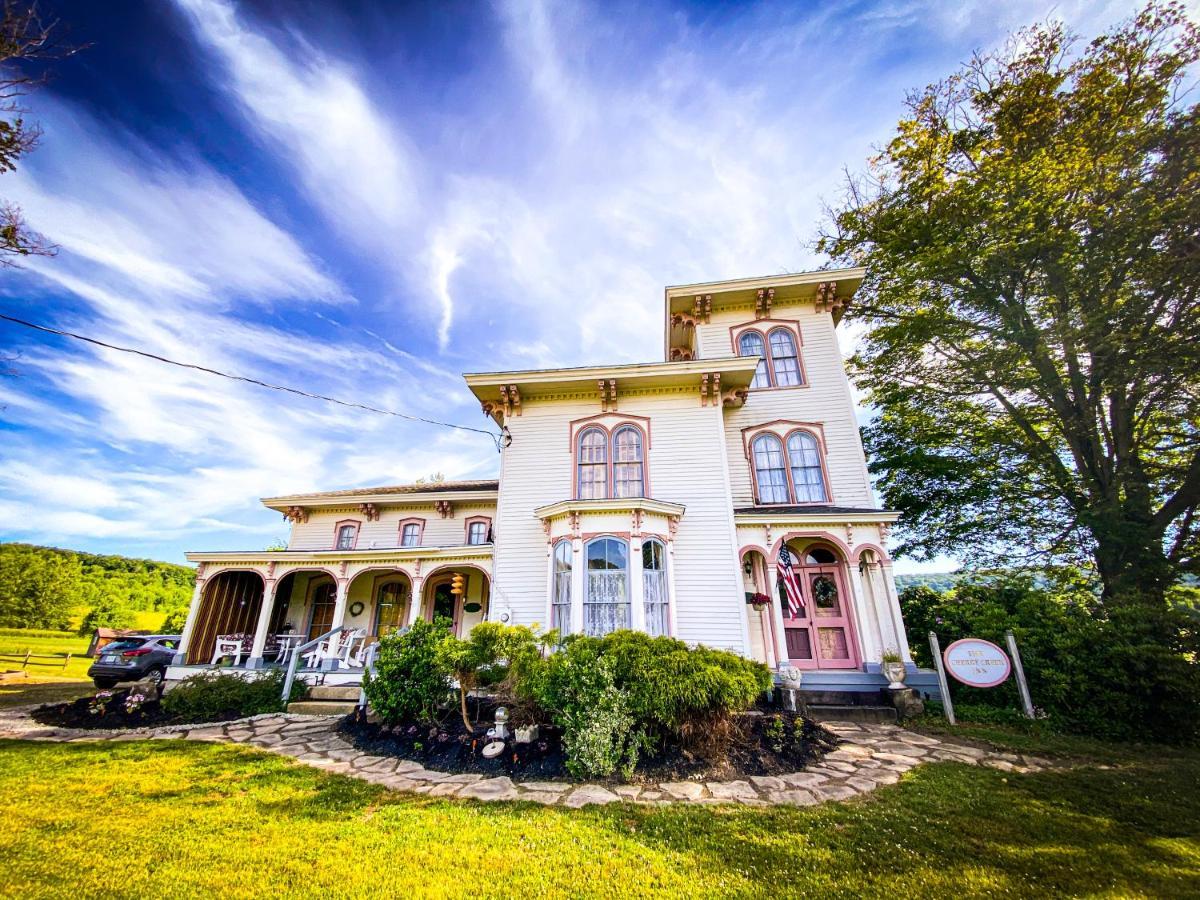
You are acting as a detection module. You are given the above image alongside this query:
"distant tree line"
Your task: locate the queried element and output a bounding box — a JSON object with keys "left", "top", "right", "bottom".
{"left": 0, "top": 543, "right": 194, "bottom": 632}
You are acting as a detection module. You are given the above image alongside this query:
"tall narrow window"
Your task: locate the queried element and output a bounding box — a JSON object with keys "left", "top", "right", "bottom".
{"left": 584, "top": 537, "right": 629, "bottom": 636}
{"left": 335, "top": 524, "right": 357, "bottom": 550}
{"left": 642, "top": 539, "right": 668, "bottom": 637}
{"left": 577, "top": 427, "right": 608, "bottom": 499}
{"left": 787, "top": 431, "right": 827, "bottom": 502}
{"left": 752, "top": 434, "right": 790, "bottom": 503}
{"left": 467, "top": 521, "right": 490, "bottom": 545}
{"left": 738, "top": 331, "right": 770, "bottom": 388}
{"left": 768, "top": 328, "right": 802, "bottom": 386}
{"left": 374, "top": 581, "right": 410, "bottom": 639}
{"left": 400, "top": 523, "right": 421, "bottom": 547}
{"left": 551, "top": 541, "right": 572, "bottom": 637}
{"left": 612, "top": 426, "right": 645, "bottom": 498}
{"left": 307, "top": 582, "right": 337, "bottom": 640}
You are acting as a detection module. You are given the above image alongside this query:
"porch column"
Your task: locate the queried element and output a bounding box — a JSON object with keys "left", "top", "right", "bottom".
{"left": 879, "top": 561, "right": 914, "bottom": 663}
{"left": 570, "top": 538, "right": 584, "bottom": 635}
{"left": 753, "top": 556, "right": 778, "bottom": 669}
{"left": 326, "top": 578, "right": 350, "bottom": 659}
{"left": 406, "top": 575, "right": 424, "bottom": 626}
{"left": 174, "top": 578, "right": 207, "bottom": 665}
{"left": 629, "top": 537, "right": 646, "bottom": 632}
{"left": 766, "top": 563, "right": 790, "bottom": 667}
{"left": 847, "top": 562, "right": 883, "bottom": 664}
{"left": 247, "top": 578, "right": 279, "bottom": 668}
{"left": 867, "top": 562, "right": 905, "bottom": 659}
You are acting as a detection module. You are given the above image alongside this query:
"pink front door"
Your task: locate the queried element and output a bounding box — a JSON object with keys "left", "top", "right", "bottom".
{"left": 781, "top": 563, "right": 860, "bottom": 670}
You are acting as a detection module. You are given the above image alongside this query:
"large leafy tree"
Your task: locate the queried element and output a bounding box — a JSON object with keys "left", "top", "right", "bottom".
{"left": 819, "top": 3, "right": 1200, "bottom": 615}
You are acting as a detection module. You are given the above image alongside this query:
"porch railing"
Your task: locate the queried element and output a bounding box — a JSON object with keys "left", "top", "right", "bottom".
{"left": 281, "top": 625, "right": 352, "bottom": 703}
{"left": 357, "top": 640, "right": 380, "bottom": 710}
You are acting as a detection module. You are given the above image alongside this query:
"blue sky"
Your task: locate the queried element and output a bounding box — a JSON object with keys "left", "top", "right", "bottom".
{"left": 0, "top": 0, "right": 1150, "bottom": 570}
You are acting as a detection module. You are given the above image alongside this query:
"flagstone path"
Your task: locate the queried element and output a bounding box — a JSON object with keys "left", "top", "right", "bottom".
{"left": 0, "top": 706, "right": 1052, "bottom": 807}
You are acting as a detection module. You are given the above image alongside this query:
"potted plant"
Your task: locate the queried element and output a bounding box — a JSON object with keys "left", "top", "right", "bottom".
{"left": 880, "top": 649, "right": 907, "bottom": 689}
{"left": 747, "top": 592, "right": 771, "bottom": 611}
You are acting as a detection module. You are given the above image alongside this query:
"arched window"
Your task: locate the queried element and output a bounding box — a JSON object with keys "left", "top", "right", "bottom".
{"left": 769, "top": 328, "right": 803, "bottom": 386}
{"left": 787, "top": 431, "right": 827, "bottom": 502}
{"left": 551, "top": 541, "right": 572, "bottom": 637}
{"left": 335, "top": 524, "right": 358, "bottom": 551}
{"left": 642, "top": 539, "right": 668, "bottom": 637}
{"left": 752, "top": 434, "right": 790, "bottom": 503}
{"left": 374, "top": 581, "right": 410, "bottom": 639}
{"left": 577, "top": 427, "right": 608, "bottom": 499}
{"left": 738, "top": 330, "right": 770, "bottom": 388}
{"left": 584, "top": 537, "right": 629, "bottom": 636}
{"left": 612, "top": 426, "right": 645, "bottom": 498}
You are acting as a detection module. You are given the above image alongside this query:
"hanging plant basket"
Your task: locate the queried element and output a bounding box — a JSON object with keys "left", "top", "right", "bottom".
{"left": 747, "top": 592, "right": 771, "bottom": 610}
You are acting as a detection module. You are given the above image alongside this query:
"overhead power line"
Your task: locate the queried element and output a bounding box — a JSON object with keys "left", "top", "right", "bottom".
{"left": 0, "top": 312, "right": 502, "bottom": 448}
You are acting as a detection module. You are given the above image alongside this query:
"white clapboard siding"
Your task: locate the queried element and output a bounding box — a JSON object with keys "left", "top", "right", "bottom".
{"left": 694, "top": 303, "right": 875, "bottom": 508}
{"left": 286, "top": 502, "right": 497, "bottom": 551}
{"left": 493, "top": 391, "right": 748, "bottom": 653}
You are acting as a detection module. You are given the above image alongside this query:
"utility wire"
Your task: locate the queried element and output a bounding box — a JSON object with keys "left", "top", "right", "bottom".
{"left": 0, "top": 312, "right": 503, "bottom": 448}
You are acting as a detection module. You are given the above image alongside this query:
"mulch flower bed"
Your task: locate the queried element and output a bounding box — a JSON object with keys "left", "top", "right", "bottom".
{"left": 32, "top": 687, "right": 243, "bottom": 731}
{"left": 340, "top": 698, "right": 837, "bottom": 783}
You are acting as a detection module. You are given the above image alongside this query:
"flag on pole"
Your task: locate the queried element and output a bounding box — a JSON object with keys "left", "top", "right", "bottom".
{"left": 777, "top": 544, "right": 804, "bottom": 619}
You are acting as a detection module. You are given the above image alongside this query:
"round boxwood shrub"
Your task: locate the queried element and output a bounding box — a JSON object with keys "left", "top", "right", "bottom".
{"left": 363, "top": 617, "right": 452, "bottom": 725}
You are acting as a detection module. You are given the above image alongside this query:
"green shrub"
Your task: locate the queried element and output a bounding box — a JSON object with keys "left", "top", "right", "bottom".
{"left": 901, "top": 573, "right": 1200, "bottom": 743}
{"left": 436, "top": 621, "right": 541, "bottom": 730}
{"left": 363, "top": 618, "right": 452, "bottom": 725}
{"left": 516, "top": 630, "right": 771, "bottom": 774}
{"left": 161, "top": 669, "right": 290, "bottom": 722}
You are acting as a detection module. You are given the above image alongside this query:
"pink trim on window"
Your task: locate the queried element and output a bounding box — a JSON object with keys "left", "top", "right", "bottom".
{"left": 332, "top": 519, "right": 362, "bottom": 551}
{"left": 741, "top": 421, "right": 834, "bottom": 506}
{"left": 569, "top": 418, "right": 652, "bottom": 500}
{"left": 730, "top": 319, "right": 808, "bottom": 390}
{"left": 398, "top": 517, "right": 425, "bottom": 548}
{"left": 464, "top": 515, "right": 492, "bottom": 545}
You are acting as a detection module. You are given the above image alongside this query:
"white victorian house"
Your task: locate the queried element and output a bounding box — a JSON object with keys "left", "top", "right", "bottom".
{"left": 171, "top": 268, "right": 936, "bottom": 700}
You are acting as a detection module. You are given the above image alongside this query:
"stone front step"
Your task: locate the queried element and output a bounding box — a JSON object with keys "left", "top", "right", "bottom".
{"left": 286, "top": 700, "right": 357, "bottom": 716}
{"left": 308, "top": 685, "right": 362, "bottom": 702}
{"left": 806, "top": 705, "right": 898, "bottom": 725}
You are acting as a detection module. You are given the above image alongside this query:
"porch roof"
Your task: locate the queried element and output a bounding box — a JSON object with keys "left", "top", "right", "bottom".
{"left": 184, "top": 544, "right": 495, "bottom": 565}
{"left": 734, "top": 506, "right": 900, "bottom": 524}
{"left": 261, "top": 480, "right": 498, "bottom": 512}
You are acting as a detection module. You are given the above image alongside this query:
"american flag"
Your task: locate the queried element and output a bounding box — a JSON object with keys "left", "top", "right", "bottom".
{"left": 777, "top": 544, "right": 804, "bottom": 619}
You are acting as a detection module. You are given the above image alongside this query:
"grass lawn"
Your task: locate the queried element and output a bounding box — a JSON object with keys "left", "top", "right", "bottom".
{"left": 0, "top": 628, "right": 92, "bottom": 682}
{"left": 1, "top": 737, "right": 1197, "bottom": 898}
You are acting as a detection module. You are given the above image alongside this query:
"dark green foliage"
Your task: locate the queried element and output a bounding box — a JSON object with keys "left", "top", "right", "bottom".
{"left": 903, "top": 574, "right": 1200, "bottom": 743}
{"left": 161, "top": 670, "right": 290, "bottom": 722}
{"left": 517, "top": 630, "right": 772, "bottom": 775}
{"left": 0, "top": 543, "right": 194, "bottom": 630}
{"left": 894, "top": 572, "right": 965, "bottom": 594}
{"left": 363, "top": 618, "right": 452, "bottom": 725}
{"left": 77, "top": 595, "right": 136, "bottom": 635}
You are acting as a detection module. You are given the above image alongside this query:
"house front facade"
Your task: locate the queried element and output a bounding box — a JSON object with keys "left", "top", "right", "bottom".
{"left": 171, "top": 267, "right": 932, "bottom": 697}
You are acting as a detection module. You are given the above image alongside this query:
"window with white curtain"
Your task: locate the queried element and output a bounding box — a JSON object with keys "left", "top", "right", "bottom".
{"left": 787, "top": 431, "right": 827, "bottom": 502}
{"left": 400, "top": 523, "right": 421, "bottom": 547}
{"left": 768, "top": 328, "right": 803, "bottom": 386}
{"left": 738, "top": 330, "right": 771, "bottom": 388}
{"left": 752, "top": 434, "right": 790, "bottom": 503}
{"left": 336, "top": 524, "right": 357, "bottom": 550}
{"left": 467, "top": 521, "right": 490, "bottom": 545}
{"left": 584, "top": 537, "right": 629, "bottom": 636}
{"left": 642, "top": 539, "right": 668, "bottom": 637}
{"left": 551, "top": 541, "right": 572, "bottom": 637}
{"left": 612, "top": 426, "right": 645, "bottom": 498}
{"left": 577, "top": 427, "right": 608, "bottom": 499}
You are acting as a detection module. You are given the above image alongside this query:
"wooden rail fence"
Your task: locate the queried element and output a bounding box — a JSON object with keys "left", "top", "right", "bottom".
{"left": 0, "top": 650, "right": 73, "bottom": 671}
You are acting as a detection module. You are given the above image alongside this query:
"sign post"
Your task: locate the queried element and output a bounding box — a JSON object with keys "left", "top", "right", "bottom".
{"left": 1005, "top": 629, "right": 1036, "bottom": 719}
{"left": 928, "top": 632, "right": 955, "bottom": 725}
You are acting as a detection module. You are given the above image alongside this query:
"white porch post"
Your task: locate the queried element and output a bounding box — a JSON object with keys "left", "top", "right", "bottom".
{"left": 174, "top": 578, "right": 207, "bottom": 665}
{"left": 570, "top": 538, "right": 584, "bottom": 635}
{"left": 629, "top": 537, "right": 646, "bottom": 632}
{"left": 407, "top": 566, "right": 424, "bottom": 626}
{"left": 847, "top": 562, "right": 883, "bottom": 664}
{"left": 326, "top": 578, "right": 349, "bottom": 659}
{"left": 867, "top": 561, "right": 904, "bottom": 659}
{"left": 767, "top": 563, "right": 790, "bottom": 667}
{"left": 879, "top": 561, "right": 914, "bottom": 663}
{"left": 248, "top": 578, "right": 278, "bottom": 667}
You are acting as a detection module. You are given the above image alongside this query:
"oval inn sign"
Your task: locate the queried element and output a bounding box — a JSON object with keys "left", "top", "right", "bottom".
{"left": 943, "top": 638, "right": 1011, "bottom": 688}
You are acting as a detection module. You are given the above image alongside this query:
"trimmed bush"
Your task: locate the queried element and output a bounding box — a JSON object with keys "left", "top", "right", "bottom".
{"left": 161, "top": 669, "right": 290, "bottom": 722}
{"left": 363, "top": 618, "right": 452, "bottom": 725}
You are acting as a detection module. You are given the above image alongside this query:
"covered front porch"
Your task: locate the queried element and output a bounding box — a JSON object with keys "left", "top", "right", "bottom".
{"left": 168, "top": 546, "right": 494, "bottom": 685}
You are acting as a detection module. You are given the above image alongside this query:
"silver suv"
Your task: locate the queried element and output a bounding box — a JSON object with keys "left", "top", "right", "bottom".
{"left": 87, "top": 635, "right": 181, "bottom": 689}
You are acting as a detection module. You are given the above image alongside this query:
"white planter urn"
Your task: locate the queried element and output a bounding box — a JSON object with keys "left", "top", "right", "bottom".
{"left": 778, "top": 665, "right": 804, "bottom": 690}
{"left": 881, "top": 660, "right": 907, "bottom": 690}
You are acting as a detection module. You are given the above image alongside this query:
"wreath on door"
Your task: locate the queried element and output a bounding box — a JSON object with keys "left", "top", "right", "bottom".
{"left": 812, "top": 576, "right": 838, "bottom": 608}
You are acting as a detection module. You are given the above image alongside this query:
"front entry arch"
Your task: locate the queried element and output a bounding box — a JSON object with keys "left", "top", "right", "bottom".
{"left": 778, "top": 542, "right": 860, "bottom": 670}
{"left": 422, "top": 565, "right": 490, "bottom": 638}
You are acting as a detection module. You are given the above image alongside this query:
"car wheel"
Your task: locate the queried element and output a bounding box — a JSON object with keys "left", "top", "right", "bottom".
{"left": 146, "top": 667, "right": 166, "bottom": 687}
{"left": 93, "top": 678, "right": 117, "bottom": 689}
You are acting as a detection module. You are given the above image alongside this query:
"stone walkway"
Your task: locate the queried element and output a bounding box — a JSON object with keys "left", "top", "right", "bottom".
{"left": 0, "top": 706, "right": 1051, "bottom": 808}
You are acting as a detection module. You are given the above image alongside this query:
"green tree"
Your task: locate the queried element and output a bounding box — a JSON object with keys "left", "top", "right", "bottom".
{"left": 0, "top": 543, "right": 80, "bottom": 628}
{"left": 820, "top": 3, "right": 1200, "bottom": 617}
{"left": 78, "top": 594, "right": 134, "bottom": 635}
